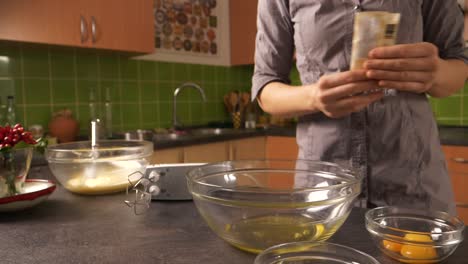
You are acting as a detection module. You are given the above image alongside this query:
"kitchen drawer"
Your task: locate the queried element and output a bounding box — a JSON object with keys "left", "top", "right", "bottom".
{"left": 230, "top": 137, "right": 266, "bottom": 160}
{"left": 151, "top": 148, "right": 183, "bottom": 164}
{"left": 264, "top": 136, "right": 298, "bottom": 189}
{"left": 265, "top": 136, "right": 298, "bottom": 160}
{"left": 456, "top": 206, "right": 468, "bottom": 225}
{"left": 450, "top": 172, "right": 468, "bottom": 204}
{"left": 183, "top": 142, "right": 230, "bottom": 163}
{"left": 442, "top": 145, "right": 468, "bottom": 174}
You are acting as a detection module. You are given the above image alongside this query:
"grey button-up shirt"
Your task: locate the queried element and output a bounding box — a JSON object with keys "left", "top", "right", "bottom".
{"left": 252, "top": 0, "right": 467, "bottom": 215}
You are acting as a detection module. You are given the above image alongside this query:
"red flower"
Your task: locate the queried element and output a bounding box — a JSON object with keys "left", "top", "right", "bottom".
{"left": 0, "top": 124, "right": 37, "bottom": 150}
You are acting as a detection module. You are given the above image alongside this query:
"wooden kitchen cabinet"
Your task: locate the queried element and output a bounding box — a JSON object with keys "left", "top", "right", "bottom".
{"left": 456, "top": 207, "right": 468, "bottom": 225}
{"left": 0, "top": 0, "right": 154, "bottom": 53}
{"left": 230, "top": 137, "right": 266, "bottom": 160}
{"left": 442, "top": 145, "right": 468, "bottom": 223}
{"left": 231, "top": 136, "right": 296, "bottom": 189}
{"left": 149, "top": 135, "right": 297, "bottom": 189}
{"left": 151, "top": 136, "right": 266, "bottom": 165}
{"left": 151, "top": 147, "right": 183, "bottom": 164}
{"left": 264, "top": 136, "right": 298, "bottom": 189}
{"left": 150, "top": 134, "right": 297, "bottom": 165}
{"left": 0, "top": 0, "right": 81, "bottom": 47}
{"left": 265, "top": 136, "right": 298, "bottom": 160}
{"left": 229, "top": 0, "right": 258, "bottom": 65}
{"left": 183, "top": 142, "right": 230, "bottom": 163}
{"left": 81, "top": 0, "right": 153, "bottom": 53}
{"left": 151, "top": 142, "right": 229, "bottom": 164}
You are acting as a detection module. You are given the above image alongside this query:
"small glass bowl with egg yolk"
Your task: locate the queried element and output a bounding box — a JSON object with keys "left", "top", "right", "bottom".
{"left": 365, "top": 206, "right": 464, "bottom": 263}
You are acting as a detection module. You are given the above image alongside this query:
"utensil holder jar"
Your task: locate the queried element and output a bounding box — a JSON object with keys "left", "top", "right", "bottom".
{"left": 231, "top": 111, "right": 242, "bottom": 129}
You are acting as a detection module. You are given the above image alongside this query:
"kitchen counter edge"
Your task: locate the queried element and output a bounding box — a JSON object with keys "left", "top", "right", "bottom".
{"left": 153, "top": 125, "right": 468, "bottom": 149}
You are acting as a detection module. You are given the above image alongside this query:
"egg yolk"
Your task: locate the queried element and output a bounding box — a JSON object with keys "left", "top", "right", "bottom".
{"left": 400, "top": 234, "right": 437, "bottom": 260}
{"left": 383, "top": 239, "right": 402, "bottom": 252}
{"left": 405, "top": 234, "right": 433, "bottom": 242}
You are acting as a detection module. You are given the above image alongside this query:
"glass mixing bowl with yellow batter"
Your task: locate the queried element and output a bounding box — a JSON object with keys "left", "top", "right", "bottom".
{"left": 45, "top": 140, "right": 153, "bottom": 195}
{"left": 187, "top": 160, "right": 363, "bottom": 253}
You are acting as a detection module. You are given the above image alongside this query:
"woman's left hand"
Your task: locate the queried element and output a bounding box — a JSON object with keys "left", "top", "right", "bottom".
{"left": 364, "top": 42, "right": 441, "bottom": 94}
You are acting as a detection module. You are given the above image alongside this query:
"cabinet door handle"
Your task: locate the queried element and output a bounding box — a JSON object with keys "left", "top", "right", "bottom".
{"left": 179, "top": 149, "right": 185, "bottom": 163}
{"left": 452, "top": 157, "right": 468, "bottom": 164}
{"left": 91, "top": 16, "right": 97, "bottom": 43}
{"left": 80, "top": 15, "right": 88, "bottom": 43}
{"left": 232, "top": 146, "right": 237, "bottom": 160}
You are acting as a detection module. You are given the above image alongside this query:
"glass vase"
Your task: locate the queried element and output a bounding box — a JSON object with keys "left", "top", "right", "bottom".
{"left": 0, "top": 148, "right": 33, "bottom": 198}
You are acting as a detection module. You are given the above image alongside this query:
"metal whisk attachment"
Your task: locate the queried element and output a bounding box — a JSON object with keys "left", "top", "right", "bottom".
{"left": 124, "top": 170, "right": 160, "bottom": 215}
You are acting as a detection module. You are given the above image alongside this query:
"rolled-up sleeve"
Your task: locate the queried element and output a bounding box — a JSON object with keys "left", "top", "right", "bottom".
{"left": 422, "top": 0, "right": 468, "bottom": 63}
{"left": 251, "top": 0, "right": 295, "bottom": 99}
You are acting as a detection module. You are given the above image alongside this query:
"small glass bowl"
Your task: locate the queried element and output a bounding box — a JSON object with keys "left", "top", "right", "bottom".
{"left": 365, "top": 206, "right": 464, "bottom": 263}
{"left": 254, "top": 242, "right": 380, "bottom": 264}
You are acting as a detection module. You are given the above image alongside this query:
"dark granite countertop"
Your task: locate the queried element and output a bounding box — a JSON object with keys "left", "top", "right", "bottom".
{"left": 153, "top": 128, "right": 265, "bottom": 149}
{"left": 152, "top": 125, "right": 468, "bottom": 149}
{"left": 1, "top": 166, "right": 467, "bottom": 264}
{"left": 438, "top": 126, "right": 468, "bottom": 146}
{"left": 152, "top": 126, "right": 295, "bottom": 149}
{"left": 29, "top": 125, "right": 467, "bottom": 168}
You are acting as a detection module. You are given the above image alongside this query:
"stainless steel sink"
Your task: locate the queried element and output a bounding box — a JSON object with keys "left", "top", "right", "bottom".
{"left": 120, "top": 130, "right": 154, "bottom": 141}
{"left": 117, "top": 127, "right": 241, "bottom": 142}
{"left": 187, "top": 128, "right": 239, "bottom": 136}
{"left": 153, "top": 132, "right": 185, "bottom": 141}
{"left": 120, "top": 130, "right": 186, "bottom": 141}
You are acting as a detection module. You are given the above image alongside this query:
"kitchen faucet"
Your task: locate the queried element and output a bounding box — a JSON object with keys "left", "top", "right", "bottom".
{"left": 172, "top": 82, "right": 206, "bottom": 130}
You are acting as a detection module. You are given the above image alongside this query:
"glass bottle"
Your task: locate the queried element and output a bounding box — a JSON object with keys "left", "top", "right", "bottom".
{"left": 104, "top": 87, "right": 112, "bottom": 139}
{"left": 89, "top": 89, "right": 97, "bottom": 122}
{"left": 5, "top": 95, "right": 16, "bottom": 125}
{"left": 88, "top": 88, "right": 103, "bottom": 139}
{"left": 0, "top": 96, "right": 6, "bottom": 125}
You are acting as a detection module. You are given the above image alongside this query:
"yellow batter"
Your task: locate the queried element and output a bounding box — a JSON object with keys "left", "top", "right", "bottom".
{"left": 64, "top": 160, "right": 145, "bottom": 195}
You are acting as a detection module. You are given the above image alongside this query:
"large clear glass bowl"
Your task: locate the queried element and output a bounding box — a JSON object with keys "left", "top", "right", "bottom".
{"left": 255, "top": 242, "right": 380, "bottom": 264}
{"left": 45, "top": 140, "right": 153, "bottom": 195}
{"left": 365, "top": 206, "right": 464, "bottom": 263}
{"left": 187, "top": 160, "right": 363, "bottom": 253}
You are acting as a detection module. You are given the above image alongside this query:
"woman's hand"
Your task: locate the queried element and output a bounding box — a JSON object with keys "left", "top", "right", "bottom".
{"left": 364, "top": 42, "right": 441, "bottom": 94}
{"left": 311, "top": 70, "right": 383, "bottom": 118}
{"left": 258, "top": 71, "right": 383, "bottom": 118}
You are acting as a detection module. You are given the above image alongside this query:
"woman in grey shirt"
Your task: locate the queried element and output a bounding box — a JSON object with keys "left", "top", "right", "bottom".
{"left": 252, "top": 0, "right": 468, "bottom": 214}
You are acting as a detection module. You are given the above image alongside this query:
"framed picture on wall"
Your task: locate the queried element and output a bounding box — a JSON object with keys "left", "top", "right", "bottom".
{"left": 134, "top": 0, "right": 231, "bottom": 66}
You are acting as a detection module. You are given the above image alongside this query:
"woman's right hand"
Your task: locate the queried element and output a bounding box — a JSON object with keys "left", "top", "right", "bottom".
{"left": 311, "top": 70, "right": 383, "bottom": 118}
{"left": 257, "top": 70, "right": 383, "bottom": 118}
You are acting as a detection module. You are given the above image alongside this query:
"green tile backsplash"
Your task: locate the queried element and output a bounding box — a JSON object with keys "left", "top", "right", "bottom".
{"left": 430, "top": 82, "right": 468, "bottom": 126}
{"left": 0, "top": 41, "right": 253, "bottom": 135}
{"left": 0, "top": 40, "right": 466, "bottom": 138}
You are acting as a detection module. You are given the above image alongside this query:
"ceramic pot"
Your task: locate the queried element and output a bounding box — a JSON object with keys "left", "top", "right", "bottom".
{"left": 48, "top": 109, "right": 79, "bottom": 143}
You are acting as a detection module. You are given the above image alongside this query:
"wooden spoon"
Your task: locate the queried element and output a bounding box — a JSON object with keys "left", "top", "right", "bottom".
{"left": 224, "top": 94, "right": 232, "bottom": 113}
{"left": 240, "top": 92, "right": 251, "bottom": 112}
{"left": 229, "top": 92, "right": 239, "bottom": 113}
